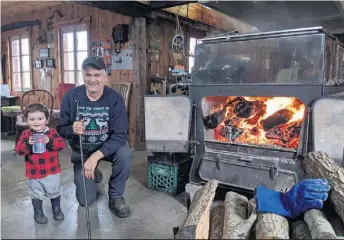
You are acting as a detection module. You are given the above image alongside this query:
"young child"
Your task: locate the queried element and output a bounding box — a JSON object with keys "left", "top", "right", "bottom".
{"left": 15, "top": 103, "right": 66, "bottom": 224}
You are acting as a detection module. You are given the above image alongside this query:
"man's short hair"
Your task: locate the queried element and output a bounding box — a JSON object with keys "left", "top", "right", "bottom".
{"left": 24, "top": 103, "right": 49, "bottom": 119}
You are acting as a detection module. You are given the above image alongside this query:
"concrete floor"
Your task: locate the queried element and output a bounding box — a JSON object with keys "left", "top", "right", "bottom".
{"left": 1, "top": 136, "right": 187, "bottom": 239}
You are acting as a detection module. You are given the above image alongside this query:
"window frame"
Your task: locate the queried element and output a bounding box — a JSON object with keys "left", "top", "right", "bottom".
{"left": 9, "top": 31, "right": 32, "bottom": 92}
{"left": 188, "top": 37, "right": 198, "bottom": 73}
{"left": 60, "top": 24, "right": 90, "bottom": 85}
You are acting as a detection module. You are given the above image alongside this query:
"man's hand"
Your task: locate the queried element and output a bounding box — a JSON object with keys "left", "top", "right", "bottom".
{"left": 73, "top": 121, "right": 84, "bottom": 135}
{"left": 43, "top": 135, "right": 49, "bottom": 144}
{"left": 28, "top": 136, "right": 34, "bottom": 145}
{"left": 84, "top": 151, "right": 104, "bottom": 179}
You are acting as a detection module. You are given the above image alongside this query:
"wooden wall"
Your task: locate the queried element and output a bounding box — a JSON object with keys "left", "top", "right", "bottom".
{"left": 147, "top": 20, "right": 206, "bottom": 77}
{"left": 1, "top": 2, "right": 137, "bottom": 146}
{"left": 1, "top": 1, "right": 206, "bottom": 149}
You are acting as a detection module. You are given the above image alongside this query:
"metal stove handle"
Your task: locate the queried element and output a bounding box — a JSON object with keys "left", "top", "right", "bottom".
{"left": 238, "top": 157, "right": 253, "bottom": 163}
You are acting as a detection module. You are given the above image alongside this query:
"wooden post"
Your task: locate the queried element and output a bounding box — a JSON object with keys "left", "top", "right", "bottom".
{"left": 132, "top": 17, "right": 147, "bottom": 150}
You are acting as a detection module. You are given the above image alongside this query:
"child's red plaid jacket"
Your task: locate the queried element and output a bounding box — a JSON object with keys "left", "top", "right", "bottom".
{"left": 15, "top": 128, "right": 66, "bottom": 179}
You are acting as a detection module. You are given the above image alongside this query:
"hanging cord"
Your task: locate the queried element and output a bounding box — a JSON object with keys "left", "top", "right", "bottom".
{"left": 172, "top": 6, "right": 185, "bottom": 65}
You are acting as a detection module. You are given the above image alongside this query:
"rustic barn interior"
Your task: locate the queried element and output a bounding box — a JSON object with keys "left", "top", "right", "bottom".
{"left": 1, "top": 1, "right": 344, "bottom": 239}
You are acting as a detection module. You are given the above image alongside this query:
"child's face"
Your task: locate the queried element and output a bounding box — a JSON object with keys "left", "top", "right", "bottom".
{"left": 27, "top": 111, "right": 47, "bottom": 132}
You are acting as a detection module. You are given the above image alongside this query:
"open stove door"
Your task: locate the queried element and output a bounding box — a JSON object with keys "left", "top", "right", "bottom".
{"left": 312, "top": 96, "right": 344, "bottom": 166}
{"left": 144, "top": 95, "right": 192, "bottom": 153}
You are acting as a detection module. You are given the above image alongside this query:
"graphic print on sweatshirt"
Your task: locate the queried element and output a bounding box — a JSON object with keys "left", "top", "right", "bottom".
{"left": 78, "top": 106, "right": 110, "bottom": 153}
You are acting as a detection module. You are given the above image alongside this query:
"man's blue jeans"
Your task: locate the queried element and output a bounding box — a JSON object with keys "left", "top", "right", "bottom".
{"left": 71, "top": 146, "right": 132, "bottom": 207}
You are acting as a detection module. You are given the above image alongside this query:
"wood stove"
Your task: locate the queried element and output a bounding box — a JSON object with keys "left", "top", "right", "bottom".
{"left": 187, "top": 27, "right": 344, "bottom": 194}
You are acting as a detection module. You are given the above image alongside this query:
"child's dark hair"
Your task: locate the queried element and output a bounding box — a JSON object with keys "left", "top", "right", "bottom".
{"left": 24, "top": 103, "right": 49, "bottom": 119}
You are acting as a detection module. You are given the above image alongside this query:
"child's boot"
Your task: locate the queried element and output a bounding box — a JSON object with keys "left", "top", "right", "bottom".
{"left": 51, "top": 196, "right": 64, "bottom": 221}
{"left": 32, "top": 199, "right": 48, "bottom": 224}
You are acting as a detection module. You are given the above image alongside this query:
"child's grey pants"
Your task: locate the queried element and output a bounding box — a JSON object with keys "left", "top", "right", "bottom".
{"left": 28, "top": 173, "right": 62, "bottom": 200}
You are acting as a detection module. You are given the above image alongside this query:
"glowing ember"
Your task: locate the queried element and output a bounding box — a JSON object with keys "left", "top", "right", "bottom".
{"left": 203, "top": 96, "right": 306, "bottom": 149}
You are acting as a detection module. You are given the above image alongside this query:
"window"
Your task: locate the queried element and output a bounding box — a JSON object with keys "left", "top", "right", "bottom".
{"left": 189, "top": 37, "right": 197, "bottom": 73}
{"left": 61, "top": 24, "right": 89, "bottom": 85}
{"left": 10, "top": 32, "right": 31, "bottom": 91}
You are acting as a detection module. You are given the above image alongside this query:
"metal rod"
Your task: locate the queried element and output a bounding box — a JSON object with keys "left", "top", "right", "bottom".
{"left": 199, "top": 26, "right": 325, "bottom": 41}
{"left": 75, "top": 100, "right": 92, "bottom": 240}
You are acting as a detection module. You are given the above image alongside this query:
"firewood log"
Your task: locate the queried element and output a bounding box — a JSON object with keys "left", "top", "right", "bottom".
{"left": 203, "top": 109, "right": 227, "bottom": 129}
{"left": 222, "top": 192, "right": 257, "bottom": 239}
{"left": 304, "top": 209, "right": 337, "bottom": 239}
{"left": 248, "top": 197, "right": 256, "bottom": 216}
{"left": 255, "top": 213, "right": 290, "bottom": 239}
{"left": 209, "top": 204, "right": 225, "bottom": 239}
{"left": 175, "top": 179, "right": 219, "bottom": 239}
{"left": 291, "top": 220, "right": 311, "bottom": 239}
{"left": 303, "top": 151, "right": 344, "bottom": 224}
{"left": 261, "top": 109, "right": 294, "bottom": 131}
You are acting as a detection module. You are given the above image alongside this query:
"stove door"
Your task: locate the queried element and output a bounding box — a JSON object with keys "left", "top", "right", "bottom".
{"left": 144, "top": 95, "right": 192, "bottom": 153}
{"left": 198, "top": 150, "right": 299, "bottom": 192}
{"left": 312, "top": 96, "right": 344, "bottom": 166}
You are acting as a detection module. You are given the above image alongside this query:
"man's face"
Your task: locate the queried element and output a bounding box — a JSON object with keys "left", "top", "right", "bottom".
{"left": 83, "top": 67, "right": 107, "bottom": 94}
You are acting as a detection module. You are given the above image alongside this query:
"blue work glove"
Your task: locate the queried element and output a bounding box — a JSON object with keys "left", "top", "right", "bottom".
{"left": 256, "top": 179, "right": 331, "bottom": 219}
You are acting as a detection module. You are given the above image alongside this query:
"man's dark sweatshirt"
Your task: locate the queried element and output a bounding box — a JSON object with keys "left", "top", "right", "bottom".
{"left": 57, "top": 85, "right": 128, "bottom": 158}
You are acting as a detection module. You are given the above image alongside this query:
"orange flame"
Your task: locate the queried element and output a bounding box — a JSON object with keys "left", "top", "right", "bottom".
{"left": 210, "top": 96, "right": 306, "bottom": 149}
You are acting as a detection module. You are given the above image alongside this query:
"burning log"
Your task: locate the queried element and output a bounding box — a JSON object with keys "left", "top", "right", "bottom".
{"left": 291, "top": 220, "right": 312, "bottom": 239}
{"left": 175, "top": 180, "right": 219, "bottom": 239}
{"left": 304, "top": 209, "right": 337, "bottom": 239}
{"left": 303, "top": 151, "right": 344, "bottom": 224}
{"left": 209, "top": 204, "right": 225, "bottom": 239}
{"left": 255, "top": 213, "right": 290, "bottom": 239}
{"left": 231, "top": 97, "right": 266, "bottom": 119}
{"left": 203, "top": 109, "right": 227, "bottom": 129}
{"left": 265, "top": 121, "right": 301, "bottom": 143}
{"left": 261, "top": 109, "right": 294, "bottom": 131}
{"left": 218, "top": 125, "right": 244, "bottom": 141}
{"left": 222, "top": 192, "right": 257, "bottom": 239}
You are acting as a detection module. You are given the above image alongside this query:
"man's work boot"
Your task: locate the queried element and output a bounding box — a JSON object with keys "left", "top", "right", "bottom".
{"left": 51, "top": 196, "right": 64, "bottom": 221}
{"left": 109, "top": 197, "right": 131, "bottom": 218}
{"left": 32, "top": 199, "right": 48, "bottom": 224}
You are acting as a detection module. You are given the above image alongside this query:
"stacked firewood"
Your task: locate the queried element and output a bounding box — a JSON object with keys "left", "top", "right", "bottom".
{"left": 174, "top": 151, "right": 344, "bottom": 239}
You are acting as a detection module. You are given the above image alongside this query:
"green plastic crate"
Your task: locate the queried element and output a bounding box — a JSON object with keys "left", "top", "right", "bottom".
{"left": 147, "top": 157, "right": 191, "bottom": 196}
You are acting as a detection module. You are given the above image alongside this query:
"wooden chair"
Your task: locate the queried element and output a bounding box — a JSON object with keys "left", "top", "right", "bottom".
{"left": 109, "top": 82, "right": 132, "bottom": 112}
{"left": 15, "top": 89, "right": 54, "bottom": 146}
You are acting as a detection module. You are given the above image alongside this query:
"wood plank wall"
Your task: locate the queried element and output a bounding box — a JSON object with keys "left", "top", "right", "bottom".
{"left": 1, "top": 2, "right": 138, "bottom": 146}
{"left": 1, "top": 1, "right": 206, "bottom": 148}
{"left": 147, "top": 20, "right": 206, "bottom": 77}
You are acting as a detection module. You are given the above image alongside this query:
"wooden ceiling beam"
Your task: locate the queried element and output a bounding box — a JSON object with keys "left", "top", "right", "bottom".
{"left": 164, "top": 3, "right": 255, "bottom": 33}
{"left": 75, "top": 1, "right": 151, "bottom": 17}
{"left": 151, "top": 1, "right": 196, "bottom": 10}
{"left": 1, "top": 20, "right": 41, "bottom": 32}
{"left": 1, "top": 1, "right": 63, "bottom": 18}
{"left": 74, "top": 1, "right": 222, "bottom": 32}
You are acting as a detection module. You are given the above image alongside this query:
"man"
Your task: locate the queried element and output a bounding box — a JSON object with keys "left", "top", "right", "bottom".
{"left": 57, "top": 56, "right": 132, "bottom": 218}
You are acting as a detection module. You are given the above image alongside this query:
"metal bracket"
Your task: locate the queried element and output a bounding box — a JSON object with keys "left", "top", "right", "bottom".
{"left": 269, "top": 162, "right": 280, "bottom": 180}
{"left": 215, "top": 154, "right": 221, "bottom": 170}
